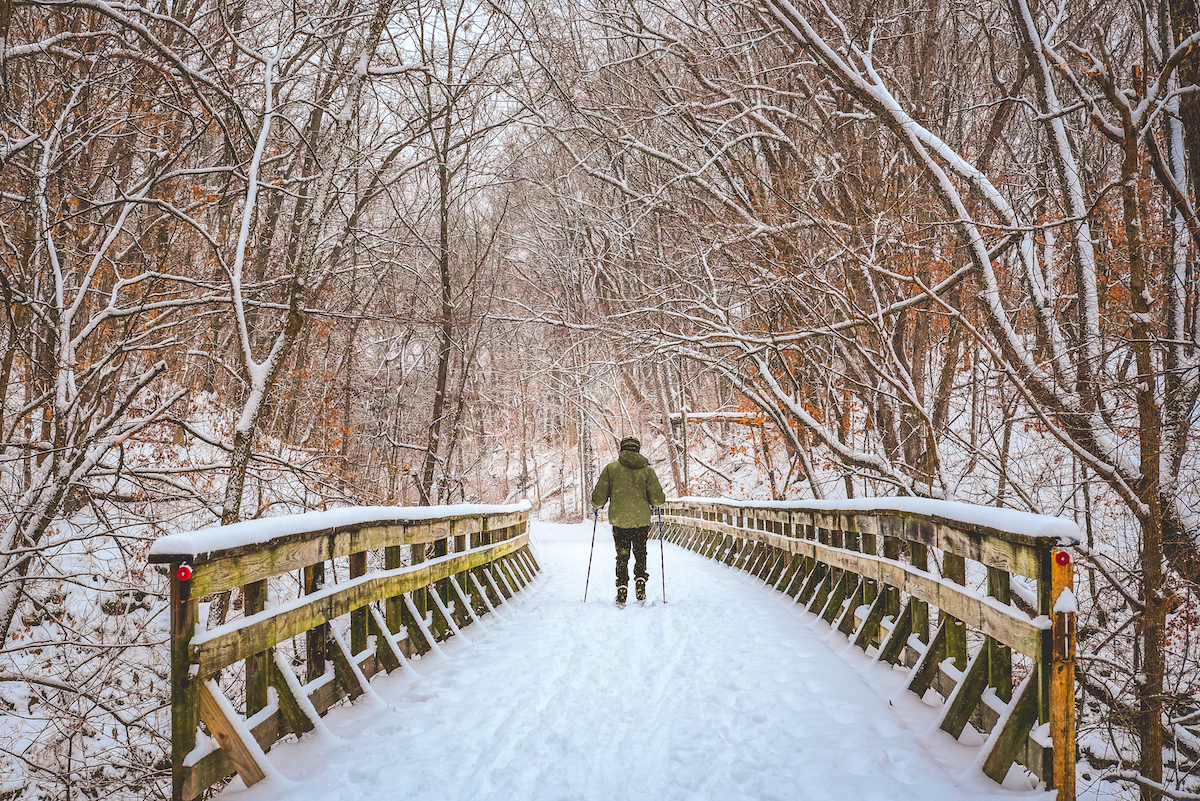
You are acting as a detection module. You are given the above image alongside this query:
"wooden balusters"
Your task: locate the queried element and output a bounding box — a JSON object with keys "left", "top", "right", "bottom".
{"left": 661, "top": 498, "right": 1077, "bottom": 796}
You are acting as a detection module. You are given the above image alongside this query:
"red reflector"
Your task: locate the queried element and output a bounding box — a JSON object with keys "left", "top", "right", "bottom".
{"left": 176, "top": 565, "right": 193, "bottom": 582}
{"left": 1054, "top": 551, "right": 1071, "bottom": 566}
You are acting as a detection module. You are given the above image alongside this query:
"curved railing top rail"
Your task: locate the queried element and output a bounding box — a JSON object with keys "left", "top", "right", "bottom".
{"left": 150, "top": 500, "right": 533, "bottom": 563}
{"left": 667, "top": 496, "right": 1081, "bottom": 548}
{"left": 148, "top": 501, "right": 532, "bottom": 598}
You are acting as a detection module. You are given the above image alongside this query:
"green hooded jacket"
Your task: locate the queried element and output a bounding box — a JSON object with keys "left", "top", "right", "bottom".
{"left": 591, "top": 449, "right": 666, "bottom": 528}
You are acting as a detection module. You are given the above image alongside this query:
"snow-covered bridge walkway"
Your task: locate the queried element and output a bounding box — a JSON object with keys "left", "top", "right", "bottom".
{"left": 217, "top": 521, "right": 1051, "bottom": 801}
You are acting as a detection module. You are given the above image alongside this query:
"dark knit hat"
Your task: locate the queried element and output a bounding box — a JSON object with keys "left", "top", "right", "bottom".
{"left": 619, "top": 436, "right": 641, "bottom": 452}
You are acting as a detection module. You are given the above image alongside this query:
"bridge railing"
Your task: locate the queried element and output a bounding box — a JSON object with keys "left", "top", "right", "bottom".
{"left": 662, "top": 497, "right": 1078, "bottom": 797}
{"left": 148, "top": 502, "right": 536, "bottom": 801}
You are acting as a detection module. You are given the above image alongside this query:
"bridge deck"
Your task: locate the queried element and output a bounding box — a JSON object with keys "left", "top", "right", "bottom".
{"left": 218, "top": 521, "right": 1050, "bottom": 801}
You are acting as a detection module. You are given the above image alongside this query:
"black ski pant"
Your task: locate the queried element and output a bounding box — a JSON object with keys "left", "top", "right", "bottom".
{"left": 613, "top": 525, "right": 650, "bottom": 587}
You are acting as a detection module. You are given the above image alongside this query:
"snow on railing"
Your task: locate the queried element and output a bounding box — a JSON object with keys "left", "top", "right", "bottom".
{"left": 150, "top": 502, "right": 536, "bottom": 801}
{"left": 662, "top": 497, "right": 1078, "bottom": 799}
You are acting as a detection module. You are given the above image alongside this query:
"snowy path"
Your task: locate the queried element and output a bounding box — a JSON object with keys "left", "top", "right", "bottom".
{"left": 219, "top": 521, "right": 1052, "bottom": 801}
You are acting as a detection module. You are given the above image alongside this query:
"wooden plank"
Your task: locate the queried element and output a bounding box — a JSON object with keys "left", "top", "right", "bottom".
{"left": 243, "top": 579, "right": 269, "bottom": 717}
{"left": 484, "top": 510, "right": 528, "bottom": 531}
{"left": 304, "top": 561, "right": 327, "bottom": 684}
{"left": 404, "top": 592, "right": 446, "bottom": 657}
{"left": 508, "top": 552, "right": 535, "bottom": 586}
{"left": 723, "top": 535, "right": 740, "bottom": 565}
{"left": 384, "top": 544, "right": 404, "bottom": 638}
{"left": 474, "top": 566, "right": 503, "bottom": 608}
{"left": 758, "top": 541, "right": 777, "bottom": 577}
{"left": 491, "top": 558, "right": 519, "bottom": 599}
{"left": 1050, "top": 549, "right": 1076, "bottom": 798}
{"left": 837, "top": 576, "right": 866, "bottom": 636}
{"left": 908, "top": 620, "right": 948, "bottom": 699}
{"left": 523, "top": 544, "right": 543, "bottom": 573}
{"left": 428, "top": 583, "right": 462, "bottom": 640}
{"left": 935, "top": 523, "right": 1043, "bottom": 581}
{"left": 746, "top": 542, "right": 767, "bottom": 575}
{"left": 329, "top": 629, "right": 365, "bottom": 701}
{"left": 987, "top": 566, "right": 1014, "bottom": 703}
{"left": 750, "top": 542, "right": 771, "bottom": 576}
{"left": 734, "top": 540, "right": 759, "bottom": 571}
{"left": 197, "top": 680, "right": 267, "bottom": 788}
{"left": 400, "top": 586, "right": 432, "bottom": 657}
{"left": 853, "top": 587, "right": 889, "bottom": 649}
{"left": 780, "top": 555, "right": 808, "bottom": 596}
{"left": 820, "top": 570, "right": 854, "bottom": 624}
{"left": 269, "top": 651, "right": 316, "bottom": 737}
{"left": 159, "top": 513, "right": 525, "bottom": 597}
{"left": 940, "top": 647, "right": 991, "bottom": 739}
{"left": 192, "top": 536, "right": 529, "bottom": 677}
{"left": 450, "top": 574, "right": 482, "bottom": 625}
{"left": 943, "top": 552, "right": 968, "bottom": 670}
{"left": 796, "top": 563, "right": 827, "bottom": 606}
{"left": 494, "top": 555, "right": 524, "bottom": 595}
{"left": 982, "top": 668, "right": 1042, "bottom": 783}
{"left": 766, "top": 548, "right": 789, "bottom": 584}
{"left": 170, "top": 569, "right": 199, "bottom": 801}
{"left": 774, "top": 553, "right": 801, "bottom": 592}
{"left": 704, "top": 532, "right": 723, "bottom": 559}
{"left": 877, "top": 597, "right": 914, "bottom": 665}
{"left": 428, "top": 538, "right": 450, "bottom": 641}
{"left": 349, "top": 551, "right": 368, "bottom": 655}
{"left": 496, "top": 553, "right": 523, "bottom": 589}
{"left": 487, "top": 562, "right": 514, "bottom": 600}
{"left": 881, "top": 517, "right": 903, "bottom": 620}
{"left": 808, "top": 566, "right": 838, "bottom": 613}
{"left": 367, "top": 604, "right": 404, "bottom": 674}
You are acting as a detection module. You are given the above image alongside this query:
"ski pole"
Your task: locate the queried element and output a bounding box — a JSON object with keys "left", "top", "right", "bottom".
{"left": 583, "top": 508, "right": 598, "bottom": 602}
{"left": 656, "top": 507, "right": 667, "bottom": 603}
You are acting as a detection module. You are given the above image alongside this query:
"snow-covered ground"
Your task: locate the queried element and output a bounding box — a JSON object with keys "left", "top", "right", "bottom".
{"left": 217, "top": 520, "right": 1053, "bottom": 801}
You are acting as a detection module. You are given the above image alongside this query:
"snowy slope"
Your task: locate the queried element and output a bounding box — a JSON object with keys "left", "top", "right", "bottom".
{"left": 215, "top": 521, "right": 1054, "bottom": 801}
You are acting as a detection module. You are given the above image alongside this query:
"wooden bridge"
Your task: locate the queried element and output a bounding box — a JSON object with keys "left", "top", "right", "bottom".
{"left": 150, "top": 497, "right": 1078, "bottom": 800}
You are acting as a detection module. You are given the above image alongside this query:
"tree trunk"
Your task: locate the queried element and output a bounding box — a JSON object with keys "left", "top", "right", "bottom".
{"left": 1119, "top": 110, "right": 1167, "bottom": 801}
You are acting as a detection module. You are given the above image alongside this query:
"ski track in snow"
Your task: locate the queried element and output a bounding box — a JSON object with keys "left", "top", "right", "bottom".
{"left": 219, "top": 521, "right": 1053, "bottom": 801}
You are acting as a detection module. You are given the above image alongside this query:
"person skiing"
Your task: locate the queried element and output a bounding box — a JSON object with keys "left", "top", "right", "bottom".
{"left": 591, "top": 436, "right": 666, "bottom": 605}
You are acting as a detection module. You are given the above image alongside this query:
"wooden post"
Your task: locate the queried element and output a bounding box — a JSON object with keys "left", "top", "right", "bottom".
{"left": 409, "top": 542, "right": 428, "bottom": 648}
{"left": 349, "top": 550, "right": 368, "bottom": 655}
{"left": 243, "top": 579, "right": 268, "bottom": 717}
{"left": 881, "top": 516, "right": 901, "bottom": 620}
{"left": 170, "top": 565, "right": 199, "bottom": 801}
{"left": 1050, "top": 548, "right": 1076, "bottom": 799}
{"left": 385, "top": 544, "right": 404, "bottom": 635}
{"left": 907, "top": 529, "right": 931, "bottom": 645}
{"left": 943, "top": 550, "right": 968, "bottom": 671}
{"left": 303, "top": 561, "right": 326, "bottom": 683}
{"left": 987, "top": 566, "right": 1014, "bottom": 703}
{"left": 430, "top": 537, "right": 450, "bottom": 640}
{"left": 1037, "top": 543, "right": 1053, "bottom": 725}
{"left": 859, "top": 520, "right": 878, "bottom": 606}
